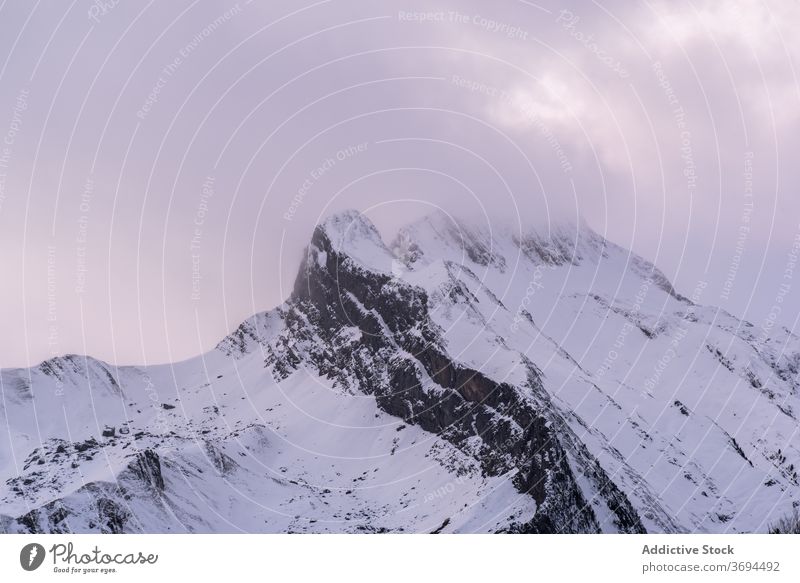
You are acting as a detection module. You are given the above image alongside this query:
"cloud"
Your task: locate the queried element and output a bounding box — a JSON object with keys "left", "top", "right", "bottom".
{"left": 0, "top": 0, "right": 798, "bottom": 366}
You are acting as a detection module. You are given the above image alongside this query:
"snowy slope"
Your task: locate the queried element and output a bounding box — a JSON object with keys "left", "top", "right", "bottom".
{"left": 1, "top": 210, "right": 798, "bottom": 533}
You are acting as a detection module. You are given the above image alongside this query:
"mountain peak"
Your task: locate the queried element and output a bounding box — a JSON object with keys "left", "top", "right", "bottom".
{"left": 307, "top": 208, "right": 602, "bottom": 276}
{"left": 7, "top": 206, "right": 800, "bottom": 535}
{"left": 306, "top": 209, "right": 395, "bottom": 275}
{"left": 317, "top": 209, "right": 380, "bottom": 240}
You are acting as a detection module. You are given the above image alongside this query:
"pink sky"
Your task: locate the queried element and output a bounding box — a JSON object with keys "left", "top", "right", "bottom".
{"left": 0, "top": 0, "right": 798, "bottom": 367}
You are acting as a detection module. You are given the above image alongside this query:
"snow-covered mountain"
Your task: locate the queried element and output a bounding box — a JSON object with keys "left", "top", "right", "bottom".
{"left": 1, "top": 210, "right": 798, "bottom": 533}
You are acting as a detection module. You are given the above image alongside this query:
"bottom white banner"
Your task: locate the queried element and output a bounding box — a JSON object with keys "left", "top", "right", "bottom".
{"left": 1, "top": 534, "right": 797, "bottom": 582}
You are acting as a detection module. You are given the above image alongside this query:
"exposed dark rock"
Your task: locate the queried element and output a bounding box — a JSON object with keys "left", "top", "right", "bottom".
{"left": 128, "top": 449, "right": 165, "bottom": 491}
{"left": 97, "top": 497, "right": 129, "bottom": 533}
{"left": 275, "top": 221, "right": 646, "bottom": 533}
{"left": 674, "top": 400, "right": 690, "bottom": 416}
{"left": 74, "top": 438, "right": 98, "bottom": 453}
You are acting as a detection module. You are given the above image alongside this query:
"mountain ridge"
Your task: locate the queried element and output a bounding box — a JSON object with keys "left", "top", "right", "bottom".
{"left": 1, "top": 209, "right": 798, "bottom": 533}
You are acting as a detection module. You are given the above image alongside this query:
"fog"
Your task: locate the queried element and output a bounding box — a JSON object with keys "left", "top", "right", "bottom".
{"left": 0, "top": 0, "right": 798, "bottom": 366}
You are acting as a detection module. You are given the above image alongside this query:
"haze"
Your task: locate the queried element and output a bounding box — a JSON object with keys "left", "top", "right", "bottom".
{"left": 0, "top": 0, "right": 798, "bottom": 367}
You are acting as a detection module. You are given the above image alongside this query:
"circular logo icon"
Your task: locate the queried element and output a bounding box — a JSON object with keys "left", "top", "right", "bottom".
{"left": 19, "top": 543, "right": 46, "bottom": 571}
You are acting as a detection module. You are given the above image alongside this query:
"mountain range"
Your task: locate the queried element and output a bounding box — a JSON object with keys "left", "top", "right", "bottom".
{"left": 1, "top": 209, "right": 798, "bottom": 533}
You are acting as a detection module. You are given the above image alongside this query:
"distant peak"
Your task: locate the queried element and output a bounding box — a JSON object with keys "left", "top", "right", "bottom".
{"left": 307, "top": 208, "right": 605, "bottom": 275}
{"left": 398, "top": 208, "right": 589, "bottom": 240}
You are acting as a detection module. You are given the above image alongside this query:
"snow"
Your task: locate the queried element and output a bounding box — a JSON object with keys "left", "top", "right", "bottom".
{"left": 391, "top": 210, "right": 800, "bottom": 533}
{"left": 2, "top": 209, "right": 799, "bottom": 533}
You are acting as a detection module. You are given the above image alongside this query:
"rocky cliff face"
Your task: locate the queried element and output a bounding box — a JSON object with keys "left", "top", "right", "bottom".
{"left": 271, "top": 213, "right": 645, "bottom": 533}
{"left": 1, "top": 210, "right": 798, "bottom": 533}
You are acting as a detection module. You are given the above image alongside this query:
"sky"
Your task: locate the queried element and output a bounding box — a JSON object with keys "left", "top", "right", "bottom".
{"left": 0, "top": 0, "right": 798, "bottom": 367}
